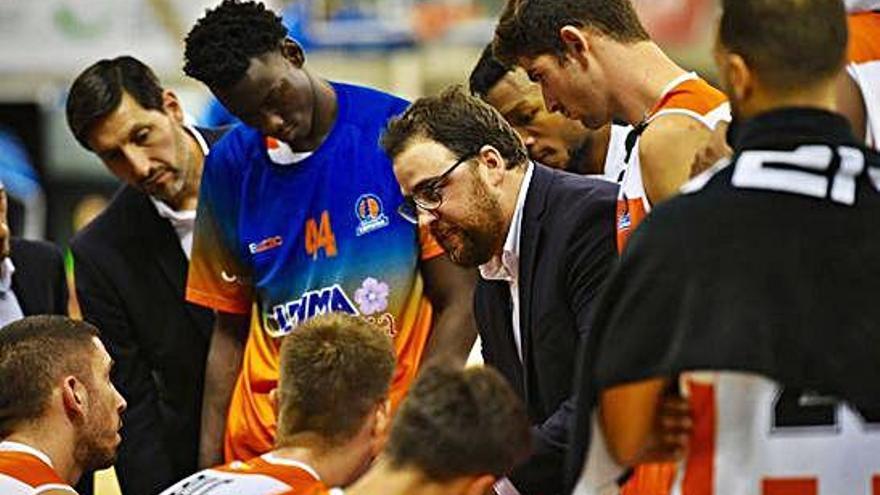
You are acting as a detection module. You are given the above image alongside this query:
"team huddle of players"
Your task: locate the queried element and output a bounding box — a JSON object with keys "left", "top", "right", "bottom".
{"left": 1, "top": 0, "right": 879, "bottom": 494}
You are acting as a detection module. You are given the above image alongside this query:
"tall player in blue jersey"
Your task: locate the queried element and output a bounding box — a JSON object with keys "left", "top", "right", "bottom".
{"left": 182, "top": 0, "right": 478, "bottom": 470}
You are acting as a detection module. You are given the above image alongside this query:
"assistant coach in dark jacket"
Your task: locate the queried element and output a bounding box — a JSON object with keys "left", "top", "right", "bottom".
{"left": 382, "top": 88, "right": 617, "bottom": 495}
{"left": 66, "top": 56, "right": 229, "bottom": 495}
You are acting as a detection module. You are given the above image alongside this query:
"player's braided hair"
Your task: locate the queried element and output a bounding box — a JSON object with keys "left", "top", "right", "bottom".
{"left": 184, "top": 0, "right": 288, "bottom": 89}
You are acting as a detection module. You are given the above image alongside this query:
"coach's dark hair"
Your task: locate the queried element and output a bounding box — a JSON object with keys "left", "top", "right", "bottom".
{"left": 184, "top": 0, "right": 288, "bottom": 89}
{"left": 0, "top": 316, "right": 100, "bottom": 436}
{"left": 381, "top": 86, "right": 528, "bottom": 169}
{"left": 493, "top": 0, "right": 650, "bottom": 66}
{"left": 276, "top": 313, "right": 395, "bottom": 446}
{"left": 386, "top": 363, "right": 531, "bottom": 480}
{"left": 469, "top": 44, "right": 513, "bottom": 98}
{"left": 719, "top": 0, "right": 847, "bottom": 91}
{"left": 66, "top": 56, "right": 164, "bottom": 150}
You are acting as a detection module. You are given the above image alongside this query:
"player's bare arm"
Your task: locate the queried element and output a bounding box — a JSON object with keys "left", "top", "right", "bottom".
{"left": 600, "top": 378, "right": 692, "bottom": 466}
{"left": 420, "top": 255, "right": 478, "bottom": 366}
{"left": 690, "top": 121, "right": 732, "bottom": 178}
{"left": 199, "top": 310, "right": 250, "bottom": 468}
{"left": 639, "top": 114, "right": 715, "bottom": 204}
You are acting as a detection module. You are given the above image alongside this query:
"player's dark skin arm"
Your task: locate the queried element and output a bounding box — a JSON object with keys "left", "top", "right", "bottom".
{"left": 420, "top": 254, "right": 478, "bottom": 366}
{"left": 199, "top": 310, "right": 250, "bottom": 468}
{"left": 600, "top": 378, "right": 692, "bottom": 466}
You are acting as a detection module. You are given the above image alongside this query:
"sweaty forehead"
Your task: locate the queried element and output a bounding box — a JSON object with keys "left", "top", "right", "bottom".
{"left": 486, "top": 69, "right": 542, "bottom": 114}
{"left": 393, "top": 139, "right": 456, "bottom": 192}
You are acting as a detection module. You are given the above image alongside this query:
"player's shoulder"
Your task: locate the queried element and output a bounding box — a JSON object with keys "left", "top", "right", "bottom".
{"left": 332, "top": 82, "right": 409, "bottom": 124}
{"left": 206, "top": 124, "right": 265, "bottom": 169}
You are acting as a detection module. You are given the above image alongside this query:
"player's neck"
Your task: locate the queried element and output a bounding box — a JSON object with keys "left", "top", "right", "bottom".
{"left": 346, "top": 459, "right": 444, "bottom": 495}
{"left": 605, "top": 42, "right": 689, "bottom": 125}
{"left": 289, "top": 72, "right": 338, "bottom": 153}
{"left": 572, "top": 124, "right": 612, "bottom": 175}
{"left": 5, "top": 426, "right": 80, "bottom": 485}
{"left": 272, "top": 439, "right": 369, "bottom": 488}
{"left": 738, "top": 83, "right": 838, "bottom": 121}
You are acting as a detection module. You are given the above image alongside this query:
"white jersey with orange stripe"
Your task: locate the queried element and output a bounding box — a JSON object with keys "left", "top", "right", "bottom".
{"left": 615, "top": 72, "right": 730, "bottom": 252}
{"left": 672, "top": 373, "right": 880, "bottom": 495}
{"left": 0, "top": 441, "right": 77, "bottom": 495}
{"left": 847, "top": 11, "right": 880, "bottom": 150}
{"left": 159, "top": 454, "right": 329, "bottom": 495}
{"left": 573, "top": 373, "right": 880, "bottom": 495}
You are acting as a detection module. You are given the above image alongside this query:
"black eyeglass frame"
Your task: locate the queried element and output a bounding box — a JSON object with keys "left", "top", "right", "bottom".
{"left": 397, "top": 151, "right": 477, "bottom": 224}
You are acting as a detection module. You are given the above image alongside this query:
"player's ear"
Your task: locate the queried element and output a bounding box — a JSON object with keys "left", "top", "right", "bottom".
{"left": 268, "top": 387, "right": 279, "bottom": 411}
{"left": 370, "top": 399, "right": 392, "bottom": 457}
{"left": 281, "top": 38, "right": 305, "bottom": 68}
{"left": 560, "top": 25, "right": 590, "bottom": 65}
{"left": 463, "top": 474, "right": 496, "bottom": 495}
{"left": 161, "top": 90, "right": 185, "bottom": 124}
{"left": 61, "top": 375, "right": 88, "bottom": 421}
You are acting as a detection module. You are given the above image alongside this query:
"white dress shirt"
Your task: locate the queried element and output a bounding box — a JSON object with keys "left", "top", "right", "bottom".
{"left": 478, "top": 162, "right": 535, "bottom": 363}
{"left": 0, "top": 257, "right": 24, "bottom": 327}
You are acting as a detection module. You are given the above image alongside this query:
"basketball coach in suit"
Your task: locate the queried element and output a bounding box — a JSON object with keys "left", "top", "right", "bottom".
{"left": 382, "top": 88, "right": 618, "bottom": 495}
{"left": 66, "top": 56, "right": 229, "bottom": 495}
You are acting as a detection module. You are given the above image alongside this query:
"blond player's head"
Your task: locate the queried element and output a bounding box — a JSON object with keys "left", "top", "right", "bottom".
{"left": 715, "top": 0, "right": 847, "bottom": 118}
{"left": 276, "top": 313, "right": 395, "bottom": 480}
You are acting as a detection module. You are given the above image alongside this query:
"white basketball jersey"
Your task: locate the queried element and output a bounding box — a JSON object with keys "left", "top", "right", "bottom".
{"left": 159, "top": 454, "right": 328, "bottom": 495}
{"left": 575, "top": 373, "right": 880, "bottom": 495}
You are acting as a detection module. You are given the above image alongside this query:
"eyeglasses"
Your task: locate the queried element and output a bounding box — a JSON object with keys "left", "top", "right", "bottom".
{"left": 397, "top": 152, "right": 476, "bottom": 224}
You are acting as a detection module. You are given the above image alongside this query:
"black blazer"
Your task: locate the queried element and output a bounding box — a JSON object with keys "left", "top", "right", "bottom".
{"left": 70, "top": 126, "right": 225, "bottom": 495}
{"left": 9, "top": 238, "right": 67, "bottom": 316}
{"left": 474, "top": 165, "right": 617, "bottom": 495}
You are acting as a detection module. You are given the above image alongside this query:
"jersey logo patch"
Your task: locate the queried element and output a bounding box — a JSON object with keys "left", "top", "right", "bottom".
{"left": 249, "top": 235, "right": 283, "bottom": 255}
{"left": 265, "top": 284, "right": 359, "bottom": 337}
{"left": 355, "top": 194, "right": 389, "bottom": 236}
{"left": 617, "top": 211, "right": 632, "bottom": 230}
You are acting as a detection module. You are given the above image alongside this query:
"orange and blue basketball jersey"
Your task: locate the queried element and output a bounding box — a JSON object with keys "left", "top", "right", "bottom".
{"left": 186, "top": 82, "right": 442, "bottom": 462}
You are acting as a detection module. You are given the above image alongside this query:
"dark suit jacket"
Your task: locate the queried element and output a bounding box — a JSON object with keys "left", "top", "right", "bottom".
{"left": 70, "top": 126, "right": 225, "bottom": 495}
{"left": 10, "top": 238, "right": 67, "bottom": 316}
{"left": 474, "top": 165, "right": 617, "bottom": 495}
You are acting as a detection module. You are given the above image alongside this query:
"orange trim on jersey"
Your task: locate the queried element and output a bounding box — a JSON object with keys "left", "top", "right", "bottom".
{"left": 0, "top": 451, "right": 68, "bottom": 488}
{"left": 682, "top": 382, "right": 715, "bottom": 495}
{"left": 848, "top": 12, "right": 880, "bottom": 64}
{"left": 214, "top": 456, "right": 324, "bottom": 492}
{"left": 616, "top": 197, "right": 649, "bottom": 253}
{"left": 418, "top": 223, "right": 444, "bottom": 261}
{"left": 185, "top": 286, "right": 252, "bottom": 315}
{"left": 762, "top": 478, "right": 817, "bottom": 495}
{"left": 648, "top": 78, "right": 728, "bottom": 120}
{"left": 622, "top": 463, "right": 676, "bottom": 495}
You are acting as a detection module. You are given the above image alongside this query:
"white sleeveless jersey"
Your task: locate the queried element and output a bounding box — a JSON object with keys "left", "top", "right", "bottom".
{"left": 615, "top": 72, "right": 730, "bottom": 252}
{"left": 159, "top": 454, "right": 330, "bottom": 495}
{"left": 574, "top": 373, "right": 880, "bottom": 495}
{"left": 848, "top": 12, "right": 880, "bottom": 150}
{"left": 602, "top": 124, "right": 632, "bottom": 182}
